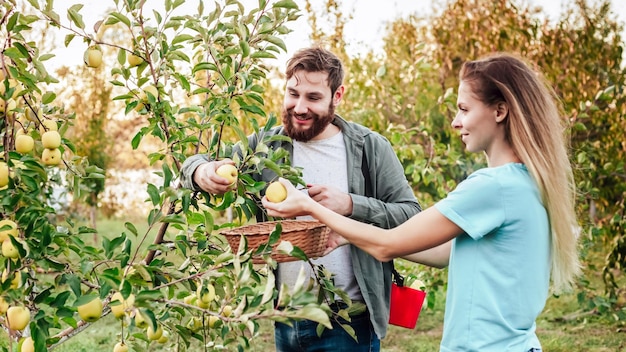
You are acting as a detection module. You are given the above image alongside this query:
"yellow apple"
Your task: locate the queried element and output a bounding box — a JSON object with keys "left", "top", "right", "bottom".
{"left": 0, "top": 296, "right": 9, "bottom": 314}
{"left": 5, "top": 99, "right": 16, "bottom": 112}
{"left": 0, "top": 162, "right": 8, "bottom": 188}
{"left": 77, "top": 297, "right": 103, "bottom": 322}
{"left": 19, "top": 336, "right": 34, "bottom": 352}
{"left": 110, "top": 292, "right": 135, "bottom": 319}
{"left": 147, "top": 324, "right": 163, "bottom": 340}
{"left": 2, "top": 239, "right": 20, "bottom": 259}
{"left": 113, "top": 342, "right": 129, "bottom": 352}
{"left": 221, "top": 305, "right": 233, "bottom": 317}
{"left": 41, "top": 130, "right": 61, "bottom": 149}
{"left": 134, "top": 310, "right": 148, "bottom": 328}
{"left": 186, "top": 316, "right": 202, "bottom": 331}
{"left": 42, "top": 148, "right": 62, "bottom": 166}
{"left": 266, "top": 181, "right": 287, "bottom": 203}
{"left": 2, "top": 269, "right": 22, "bottom": 289}
{"left": 215, "top": 164, "right": 238, "bottom": 185}
{"left": 7, "top": 306, "right": 30, "bottom": 330}
{"left": 84, "top": 46, "right": 103, "bottom": 68}
{"left": 128, "top": 53, "right": 143, "bottom": 67}
{"left": 25, "top": 107, "right": 42, "bottom": 122}
{"left": 15, "top": 135, "right": 34, "bottom": 154}
{"left": 157, "top": 330, "right": 169, "bottom": 343}
{"left": 207, "top": 315, "right": 220, "bottom": 328}
{"left": 183, "top": 293, "right": 196, "bottom": 305}
{"left": 0, "top": 219, "right": 18, "bottom": 242}
{"left": 197, "top": 283, "right": 216, "bottom": 304}
{"left": 143, "top": 85, "right": 158, "bottom": 98}
{"left": 39, "top": 119, "right": 57, "bottom": 132}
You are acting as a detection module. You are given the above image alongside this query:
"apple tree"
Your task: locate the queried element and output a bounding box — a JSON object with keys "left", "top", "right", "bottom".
{"left": 1, "top": 0, "right": 354, "bottom": 351}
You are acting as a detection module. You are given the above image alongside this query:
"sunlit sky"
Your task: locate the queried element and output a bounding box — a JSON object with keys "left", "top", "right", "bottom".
{"left": 45, "top": 0, "right": 626, "bottom": 71}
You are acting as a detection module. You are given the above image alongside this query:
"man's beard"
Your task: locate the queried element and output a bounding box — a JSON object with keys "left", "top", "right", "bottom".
{"left": 282, "top": 103, "right": 335, "bottom": 142}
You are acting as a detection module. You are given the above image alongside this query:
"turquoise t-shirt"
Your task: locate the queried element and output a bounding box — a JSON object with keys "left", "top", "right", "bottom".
{"left": 435, "top": 163, "right": 549, "bottom": 352}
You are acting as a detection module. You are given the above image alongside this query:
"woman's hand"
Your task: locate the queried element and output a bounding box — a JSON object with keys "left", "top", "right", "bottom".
{"left": 323, "top": 230, "right": 349, "bottom": 255}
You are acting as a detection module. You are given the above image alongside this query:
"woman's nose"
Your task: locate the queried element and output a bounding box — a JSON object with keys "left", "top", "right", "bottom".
{"left": 451, "top": 112, "right": 462, "bottom": 129}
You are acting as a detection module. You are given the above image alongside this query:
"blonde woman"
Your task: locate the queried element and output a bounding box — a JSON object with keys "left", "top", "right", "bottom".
{"left": 262, "top": 53, "right": 581, "bottom": 352}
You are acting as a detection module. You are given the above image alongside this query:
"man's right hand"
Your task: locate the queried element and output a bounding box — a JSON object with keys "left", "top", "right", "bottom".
{"left": 193, "top": 159, "right": 236, "bottom": 194}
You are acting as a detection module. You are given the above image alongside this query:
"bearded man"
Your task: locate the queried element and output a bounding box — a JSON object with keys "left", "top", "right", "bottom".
{"left": 180, "top": 46, "right": 421, "bottom": 352}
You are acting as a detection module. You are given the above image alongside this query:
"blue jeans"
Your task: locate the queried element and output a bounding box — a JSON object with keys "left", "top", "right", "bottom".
{"left": 274, "top": 306, "right": 380, "bottom": 352}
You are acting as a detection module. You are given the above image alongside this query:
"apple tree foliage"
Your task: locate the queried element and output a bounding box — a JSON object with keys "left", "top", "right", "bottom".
{"left": 1, "top": 0, "right": 357, "bottom": 351}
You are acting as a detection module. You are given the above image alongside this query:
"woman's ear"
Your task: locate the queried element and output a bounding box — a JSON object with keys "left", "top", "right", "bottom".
{"left": 495, "top": 102, "right": 508, "bottom": 123}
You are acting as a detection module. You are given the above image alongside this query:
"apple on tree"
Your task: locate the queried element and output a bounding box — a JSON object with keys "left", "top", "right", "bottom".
{"left": 6, "top": 306, "right": 30, "bottom": 331}
{"left": 128, "top": 52, "right": 143, "bottom": 67}
{"left": 77, "top": 297, "right": 103, "bottom": 322}
{"left": 15, "top": 134, "right": 34, "bottom": 154}
{"left": 0, "top": 219, "right": 18, "bottom": 242}
{"left": 113, "top": 341, "right": 129, "bottom": 352}
{"left": 0, "top": 296, "right": 9, "bottom": 314}
{"left": 2, "top": 239, "right": 20, "bottom": 259}
{"left": 83, "top": 46, "right": 103, "bottom": 68}
{"left": 42, "top": 148, "right": 62, "bottom": 166}
{"left": 110, "top": 292, "right": 135, "bottom": 319}
{"left": 0, "top": 162, "right": 9, "bottom": 188}
{"left": 147, "top": 324, "right": 163, "bottom": 340}
{"left": 41, "top": 130, "right": 61, "bottom": 149}
{"left": 19, "top": 336, "right": 34, "bottom": 352}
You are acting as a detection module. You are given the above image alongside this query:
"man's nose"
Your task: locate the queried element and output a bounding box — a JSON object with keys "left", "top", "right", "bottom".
{"left": 293, "top": 98, "right": 308, "bottom": 115}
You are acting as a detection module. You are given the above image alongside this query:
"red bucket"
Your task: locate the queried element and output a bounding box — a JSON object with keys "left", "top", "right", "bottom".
{"left": 388, "top": 283, "right": 426, "bottom": 329}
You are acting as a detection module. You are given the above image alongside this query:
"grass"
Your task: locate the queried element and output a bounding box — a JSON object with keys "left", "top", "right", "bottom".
{"left": 2, "top": 215, "right": 625, "bottom": 351}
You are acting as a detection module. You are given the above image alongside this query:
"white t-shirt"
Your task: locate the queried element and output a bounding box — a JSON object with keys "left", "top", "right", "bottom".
{"left": 277, "top": 131, "right": 363, "bottom": 301}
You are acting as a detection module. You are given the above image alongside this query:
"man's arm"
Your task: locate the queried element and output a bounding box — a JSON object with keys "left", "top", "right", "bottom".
{"left": 350, "top": 136, "right": 421, "bottom": 229}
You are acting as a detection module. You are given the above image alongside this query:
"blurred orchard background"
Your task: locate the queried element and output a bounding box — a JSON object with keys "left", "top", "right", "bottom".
{"left": 1, "top": 0, "right": 625, "bottom": 351}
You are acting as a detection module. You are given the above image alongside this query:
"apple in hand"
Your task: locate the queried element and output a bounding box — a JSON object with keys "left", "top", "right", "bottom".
{"left": 215, "top": 164, "right": 238, "bottom": 185}
{"left": 265, "top": 181, "right": 287, "bottom": 203}
{"left": 7, "top": 306, "right": 30, "bottom": 330}
{"left": 77, "top": 297, "right": 103, "bottom": 322}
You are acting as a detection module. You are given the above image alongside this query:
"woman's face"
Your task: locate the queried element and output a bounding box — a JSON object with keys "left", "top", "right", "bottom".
{"left": 452, "top": 81, "right": 502, "bottom": 154}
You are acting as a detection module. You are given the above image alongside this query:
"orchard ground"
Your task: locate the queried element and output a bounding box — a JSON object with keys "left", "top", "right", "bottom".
{"left": 0, "top": 214, "right": 622, "bottom": 352}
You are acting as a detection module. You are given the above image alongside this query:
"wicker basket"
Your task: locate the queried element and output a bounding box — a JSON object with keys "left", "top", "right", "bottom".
{"left": 220, "top": 220, "right": 330, "bottom": 263}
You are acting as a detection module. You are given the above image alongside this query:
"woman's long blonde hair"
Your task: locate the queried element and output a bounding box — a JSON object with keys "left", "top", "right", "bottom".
{"left": 460, "top": 53, "right": 581, "bottom": 292}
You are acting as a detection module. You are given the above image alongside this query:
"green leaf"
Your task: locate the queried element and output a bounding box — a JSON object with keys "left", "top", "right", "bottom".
{"left": 67, "top": 4, "right": 85, "bottom": 30}
{"left": 42, "top": 91, "right": 56, "bottom": 104}
{"left": 273, "top": 0, "right": 299, "bottom": 9}
{"left": 147, "top": 183, "right": 160, "bottom": 205}
{"left": 108, "top": 12, "right": 131, "bottom": 27}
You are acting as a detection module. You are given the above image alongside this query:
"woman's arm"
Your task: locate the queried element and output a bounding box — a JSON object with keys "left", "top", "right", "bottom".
{"left": 262, "top": 178, "right": 462, "bottom": 262}
{"left": 401, "top": 241, "right": 452, "bottom": 268}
